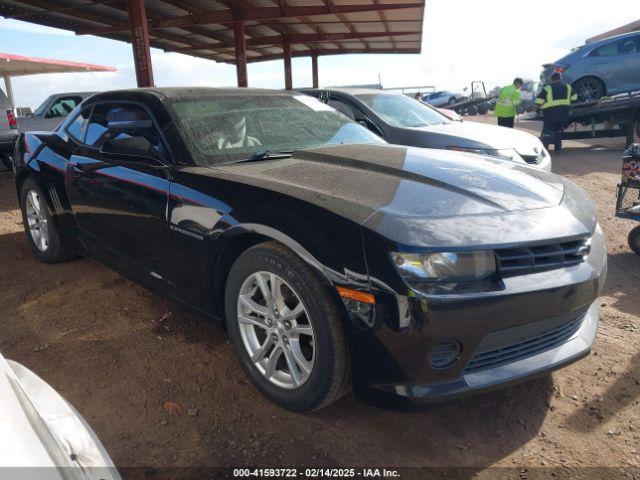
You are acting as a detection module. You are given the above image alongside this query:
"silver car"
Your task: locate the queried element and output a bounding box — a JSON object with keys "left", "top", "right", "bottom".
{"left": 0, "top": 352, "right": 120, "bottom": 478}
{"left": 423, "top": 90, "right": 461, "bottom": 107}
{"left": 542, "top": 31, "right": 640, "bottom": 100}
{"left": 300, "top": 87, "right": 552, "bottom": 171}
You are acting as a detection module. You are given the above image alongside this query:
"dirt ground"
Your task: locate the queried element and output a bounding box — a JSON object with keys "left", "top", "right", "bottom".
{"left": 1, "top": 116, "right": 639, "bottom": 478}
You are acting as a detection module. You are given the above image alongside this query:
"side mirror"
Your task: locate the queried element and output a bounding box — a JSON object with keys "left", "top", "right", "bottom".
{"left": 100, "top": 136, "right": 166, "bottom": 164}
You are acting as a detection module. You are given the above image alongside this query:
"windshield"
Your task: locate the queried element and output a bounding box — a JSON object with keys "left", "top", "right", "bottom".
{"left": 166, "top": 93, "right": 385, "bottom": 165}
{"left": 33, "top": 96, "right": 55, "bottom": 116}
{"left": 357, "top": 93, "right": 448, "bottom": 128}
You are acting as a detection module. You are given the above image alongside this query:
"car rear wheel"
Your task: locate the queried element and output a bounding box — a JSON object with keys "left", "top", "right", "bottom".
{"left": 20, "top": 178, "right": 74, "bottom": 263}
{"left": 573, "top": 77, "right": 605, "bottom": 101}
{"left": 225, "top": 241, "right": 351, "bottom": 411}
{"left": 628, "top": 226, "right": 640, "bottom": 255}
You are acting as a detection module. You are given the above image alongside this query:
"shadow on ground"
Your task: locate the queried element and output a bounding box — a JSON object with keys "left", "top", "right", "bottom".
{"left": 603, "top": 251, "right": 640, "bottom": 318}
{"left": 566, "top": 348, "right": 640, "bottom": 433}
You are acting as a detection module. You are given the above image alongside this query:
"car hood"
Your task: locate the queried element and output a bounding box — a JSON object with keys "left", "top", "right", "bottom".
{"left": 208, "top": 144, "right": 594, "bottom": 247}
{"left": 416, "top": 120, "right": 544, "bottom": 155}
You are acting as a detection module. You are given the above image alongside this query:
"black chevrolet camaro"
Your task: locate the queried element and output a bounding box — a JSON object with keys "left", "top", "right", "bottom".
{"left": 13, "top": 88, "right": 606, "bottom": 411}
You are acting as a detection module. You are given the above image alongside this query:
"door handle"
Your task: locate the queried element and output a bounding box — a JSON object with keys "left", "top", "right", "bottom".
{"left": 69, "top": 161, "right": 84, "bottom": 178}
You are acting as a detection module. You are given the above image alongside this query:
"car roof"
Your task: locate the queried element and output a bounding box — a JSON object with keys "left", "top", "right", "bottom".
{"left": 587, "top": 30, "right": 640, "bottom": 48}
{"left": 94, "top": 87, "right": 295, "bottom": 98}
{"left": 300, "top": 87, "right": 395, "bottom": 97}
{"left": 51, "top": 92, "right": 96, "bottom": 97}
{"left": 86, "top": 87, "right": 301, "bottom": 104}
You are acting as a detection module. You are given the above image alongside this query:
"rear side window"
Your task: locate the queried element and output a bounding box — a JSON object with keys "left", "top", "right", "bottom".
{"left": 590, "top": 36, "right": 639, "bottom": 57}
{"left": 66, "top": 108, "right": 91, "bottom": 142}
{"left": 85, "top": 103, "right": 167, "bottom": 157}
{"left": 47, "top": 96, "right": 83, "bottom": 118}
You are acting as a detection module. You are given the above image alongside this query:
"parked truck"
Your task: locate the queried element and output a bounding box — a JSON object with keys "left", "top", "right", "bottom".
{"left": 0, "top": 90, "right": 95, "bottom": 169}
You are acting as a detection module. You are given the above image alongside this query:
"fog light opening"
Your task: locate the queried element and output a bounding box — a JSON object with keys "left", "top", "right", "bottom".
{"left": 428, "top": 341, "right": 461, "bottom": 369}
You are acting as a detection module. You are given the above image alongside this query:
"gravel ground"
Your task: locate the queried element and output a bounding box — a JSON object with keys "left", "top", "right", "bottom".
{"left": 0, "top": 116, "right": 639, "bottom": 478}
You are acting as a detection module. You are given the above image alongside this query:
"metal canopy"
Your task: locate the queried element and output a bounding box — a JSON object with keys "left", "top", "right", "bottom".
{"left": 0, "top": 52, "right": 116, "bottom": 76}
{"left": 0, "top": 1, "right": 424, "bottom": 64}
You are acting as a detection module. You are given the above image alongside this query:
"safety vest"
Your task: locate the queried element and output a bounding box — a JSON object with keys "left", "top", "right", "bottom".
{"left": 494, "top": 84, "right": 521, "bottom": 118}
{"left": 535, "top": 84, "right": 578, "bottom": 109}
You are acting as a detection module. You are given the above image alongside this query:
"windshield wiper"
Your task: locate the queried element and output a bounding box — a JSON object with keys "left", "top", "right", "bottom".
{"left": 245, "top": 149, "right": 294, "bottom": 162}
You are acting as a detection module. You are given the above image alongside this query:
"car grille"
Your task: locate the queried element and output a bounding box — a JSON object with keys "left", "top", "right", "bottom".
{"left": 463, "top": 316, "right": 584, "bottom": 373}
{"left": 495, "top": 237, "right": 590, "bottom": 276}
{"left": 521, "top": 153, "right": 544, "bottom": 165}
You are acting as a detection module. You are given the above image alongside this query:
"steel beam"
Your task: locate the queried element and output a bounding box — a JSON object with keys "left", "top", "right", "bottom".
{"left": 248, "top": 47, "right": 419, "bottom": 63}
{"left": 127, "top": 0, "right": 154, "bottom": 87}
{"left": 234, "top": 21, "right": 248, "bottom": 87}
{"left": 174, "top": 31, "right": 420, "bottom": 51}
{"left": 3, "top": 75, "right": 14, "bottom": 109}
{"left": 152, "top": 3, "right": 423, "bottom": 28}
{"left": 283, "top": 38, "right": 292, "bottom": 90}
{"left": 311, "top": 54, "right": 318, "bottom": 88}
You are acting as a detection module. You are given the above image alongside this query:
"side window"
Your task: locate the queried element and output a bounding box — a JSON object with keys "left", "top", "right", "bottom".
{"left": 590, "top": 37, "right": 638, "bottom": 57}
{"left": 590, "top": 42, "right": 617, "bottom": 57}
{"left": 47, "top": 96, "right": 82, "bottom": 118}
{"left": 617, "top": 37, "right": 638, "bottom": 55}
{"left": 66, "top": 108, "right": 91, "bottom": 142}
{"left": 85, "top": 103, "right": 167, "bottom": 158}
{"left": 327, "top": 98, "right": 356, "bottom": 120}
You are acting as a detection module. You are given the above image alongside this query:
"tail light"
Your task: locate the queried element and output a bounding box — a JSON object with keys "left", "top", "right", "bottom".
{"left": 6, "top": 110, "right": 17, "bottom": 129}
{"left": 554, "top": 66, "right": 567, "bottom": 74}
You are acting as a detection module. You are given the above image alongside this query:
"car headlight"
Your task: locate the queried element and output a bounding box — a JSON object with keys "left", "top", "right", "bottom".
{"left": 390, "top": 251, "right": 497, "bottom": 294}
{"left": 447, "top": 146, "right": 524, "bottom": 163}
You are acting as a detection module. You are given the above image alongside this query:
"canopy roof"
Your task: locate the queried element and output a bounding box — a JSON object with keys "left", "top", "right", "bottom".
{"left": 0, "top": 0, "right": 425, "bottom": 64}
{"left": 0, "top": 52, "right": 116, "bottom": 76}
{"left": 586, "top": 19, "right": 640, "bottom": 43}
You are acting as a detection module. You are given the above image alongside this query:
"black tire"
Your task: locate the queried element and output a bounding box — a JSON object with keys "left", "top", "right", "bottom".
{"left": 1, "top": 154, "right": 12, "bottom": 171}
{"left": 573, "top": 77, "right": 605, "bottom": 101}
{"left": 628, "top": 226, "right": 640, "bottom": 255}
{"left": 19, "top": 177, "right": 74, "bottom": 263}
{"left": 225, "top": 241, "right": 351, "bottom": 411}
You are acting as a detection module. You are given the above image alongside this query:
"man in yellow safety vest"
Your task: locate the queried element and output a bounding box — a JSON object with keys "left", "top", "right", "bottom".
{"left": 494, "top": 77, "right": 523, "bottom": 128}
{"left": 535, "top": 72, "right": 578, "bottom": 152}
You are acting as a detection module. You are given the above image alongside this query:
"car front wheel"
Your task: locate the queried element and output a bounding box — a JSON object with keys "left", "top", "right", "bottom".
{"left": 225, "top": 241, "right": 351, "bottom": 411}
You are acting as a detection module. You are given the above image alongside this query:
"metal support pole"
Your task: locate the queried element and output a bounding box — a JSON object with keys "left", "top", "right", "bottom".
{"left": 127, "top": 0, "right": 154, "bottom": 87}
{"left": 3, "top": 75, "right": 15, "bottom": 109}
{"left": 311, "top": 54, "right": 318, "bottom": 88}
{"left": 234, "top": 21, "right": 248, "bottom": 88}
{"left": 283, "top": 38, "right": 292, "bottom": 90}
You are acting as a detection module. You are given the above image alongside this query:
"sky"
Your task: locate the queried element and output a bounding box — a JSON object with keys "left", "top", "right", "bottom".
{"left": 0, "top": 0, "right": 635, "bottom": 110}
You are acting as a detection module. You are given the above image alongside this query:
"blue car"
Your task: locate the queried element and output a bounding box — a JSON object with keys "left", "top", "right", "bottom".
{"left": 542, "top": 31, "right": 640, "bottom": 100}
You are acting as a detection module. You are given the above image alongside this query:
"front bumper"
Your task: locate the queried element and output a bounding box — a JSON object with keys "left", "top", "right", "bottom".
{"left": 394, "top": 300, "right": 598, "bottom": 400}
{"left": 352, "top": 223, "right": 606, "bottom": 401}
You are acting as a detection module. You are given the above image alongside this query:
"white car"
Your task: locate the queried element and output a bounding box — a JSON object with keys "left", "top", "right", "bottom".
{"left": 0, "top": 353, "right": 120, "bottom": 479}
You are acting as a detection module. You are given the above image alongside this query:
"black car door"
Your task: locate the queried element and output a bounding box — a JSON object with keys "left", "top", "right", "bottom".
{"left": 65, "top": 102, "right": 172, "bottom": 278}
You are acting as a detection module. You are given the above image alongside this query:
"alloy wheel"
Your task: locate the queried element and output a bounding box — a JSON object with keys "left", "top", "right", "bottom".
{"left": 25, "top": 190, "right": 49, "bottom": 252}
{"left": 236, "top": 271, "right": 315, "bottom": 389}
{"left": 576, "top": 80, "right": 601, "bottom": 101}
